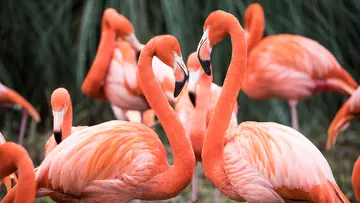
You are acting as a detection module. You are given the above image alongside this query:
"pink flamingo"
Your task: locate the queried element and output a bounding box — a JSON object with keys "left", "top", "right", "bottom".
{"left": 196, "top": 10, "right": 349, "bottom": 202}
{"left": 82, "top": 8, "right": 174, "bottom": 127}
{"left": 242, "top": 3, "right": 358, "bottom": 131}
{"left": 175, "top": 52, "right": 238, "bottom": 203}
{"left": 2, "top": 35, "right": 195, "bottom": 203}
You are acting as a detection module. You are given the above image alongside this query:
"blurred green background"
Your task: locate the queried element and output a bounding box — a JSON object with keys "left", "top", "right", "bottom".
{"left": 1, "top": 0, "right": 360, "bottom": 202}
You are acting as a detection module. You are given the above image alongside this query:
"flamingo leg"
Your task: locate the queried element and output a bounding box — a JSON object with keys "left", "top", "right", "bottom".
{"left": 18, "top": 109, "right": 28, "bottom": 145}
{"left": 191, "top": 163, "right": 198, "bottom": 203}
{"left": 214, "top": 188, "right": 221, "bottom": 203}
{"left": 288, "top": 100, "right": 299, "bottom": 131}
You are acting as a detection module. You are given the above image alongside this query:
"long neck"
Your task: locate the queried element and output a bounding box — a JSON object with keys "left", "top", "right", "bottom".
{"left": 245, "top": 10, "right": 264, "bottom": 53}
{"left": 202, "top": 20, "right": 247, "bottom": 184}
{"left": 81, "top": 21, "right": 115, "bottom": 101}
{"left": 189, "top": 72, "right": 212, "bottom": 160}
{"left": 138, "top": 47, "right": 195, "bottom": 198}
{"left": 0, "top": 143, "right": 35, "bottom": 203}
{"left": 62, "top": 101, "right": 73, "bottom": 140}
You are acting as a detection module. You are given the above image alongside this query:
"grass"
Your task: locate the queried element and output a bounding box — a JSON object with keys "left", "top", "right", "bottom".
{"left": 1, "top": 0, "right": 360, "bottom": 202}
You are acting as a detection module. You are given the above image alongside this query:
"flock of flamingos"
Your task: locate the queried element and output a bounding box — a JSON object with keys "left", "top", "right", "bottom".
{"left": 1, "top": 3, "right": 360, "bottom": 203}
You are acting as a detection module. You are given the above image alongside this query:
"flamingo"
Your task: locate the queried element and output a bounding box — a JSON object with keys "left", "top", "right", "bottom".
{"left": 44, "top": 88, "right": 87, "bottom": 157}
{"left": 175, "top": 52, "right": 238, "bottom": 203}
{"left": 241, "top": 3, "right": 358, "bottom": 131}
{"left": 325, "top": 87, "right": 360, "bottom": 201}
{"left": 0, "top": 82, "right": 40, "bottom": 145}
{"left": 2, "top": 35, "right": 195, "bottom": 203}
{"left": 196, "top": 10, "right": 349, "bottom": 202}
{"left": 0, "top": 133, "right": 18, "bottom": 193}
{"left": 0, "top": 134, "right": 35, "bottom": 203}
{"left": 81, "top": 8, "right": 174, "bottom": 127}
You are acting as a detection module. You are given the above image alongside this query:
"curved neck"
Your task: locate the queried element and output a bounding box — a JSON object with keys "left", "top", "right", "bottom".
{"left": 81, "top": 20, "right": 115, "bottom": 101}
{"left": 0, "top": 143, "right": 35, "bottom": 203}
{"left": 245, "top": 9, "right": 264, "bottom": 53}
{"left": 189, "top": 72, "right": 212, "bottom": 160}
{"left": 137, "top": 46, "right": 195, "bottom": 198}
{"left": 202, "top": 19, "right": 246, "bottom": 185}
{"left": 62, "top": 101, "right": 73, "bottom": 140}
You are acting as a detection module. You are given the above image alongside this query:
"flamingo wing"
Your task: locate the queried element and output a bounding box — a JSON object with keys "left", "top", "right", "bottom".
{"left": 36, "top": 120, "right": 167, "bottom": 202}
{"left": 223, "top": 122, "right": 341, "bottom": 202}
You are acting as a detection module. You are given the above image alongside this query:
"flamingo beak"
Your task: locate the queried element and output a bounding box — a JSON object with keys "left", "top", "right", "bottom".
{"left": 188, "top": 69, "right": 201, "bottom": 107}
{"left": 53, "top": 109, "right": 64, "bottom": 145}
{"left": 197, "top": 27, "right": 212, "bottom": 76}
{"left": 326, "top": 107, "right": 356, "bottom": 151}
{"left": 173, "top": 53, "right": 189, "bottom": 98}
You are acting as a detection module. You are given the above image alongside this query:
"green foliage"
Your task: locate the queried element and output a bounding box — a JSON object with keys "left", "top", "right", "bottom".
{"left": 0, "top": 0, "right": 360, "bottom": 201}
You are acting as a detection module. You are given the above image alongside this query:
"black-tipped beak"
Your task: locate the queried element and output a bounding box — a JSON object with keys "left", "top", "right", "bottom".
{"left": 54, "top": 130, "right": 62, "bottom": 144}
{"left": 136, "top": 49, "right": 142, "bottom": 63}
{"left": 188, "top": 91, "right": 196, "bottom": 107}
{"left": 199, "top": 59, "right": 211, "bottom": 76}
{"left": 174, "top": 54, "right": 189, "bottom": 98}
{"left": 174, "top": 72, "right": 188, "bottom": 98}
{"left": 197, "top": 45, "right": 211, "bottom": 76}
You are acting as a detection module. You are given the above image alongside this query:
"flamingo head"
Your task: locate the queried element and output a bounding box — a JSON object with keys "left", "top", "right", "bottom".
{"left": 197, "top": 10, "right": 238, "bottom": 75}
{"left": 50, "top": 88, "right": 70, "bottom": 144}
{"left": 186, "top": 52, "right": 203, "bottom": 107}
{"left": 327, "top": 87, "right": 360, "bottom": 150}
{"left": 140, "top": 35, "right": 188, "bottom": 98}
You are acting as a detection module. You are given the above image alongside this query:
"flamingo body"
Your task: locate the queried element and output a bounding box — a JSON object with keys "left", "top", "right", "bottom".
{"left": 222, "top": 122, "right": 345, "bottom": 202}
{"left": 244, "top": 34, "right": 358, "bottom": 101}
{"left": 36, "top": 120, "right": 169, "bottom": 202}
{"left": 105, "top": 43, "right": 175, "bottom": 111}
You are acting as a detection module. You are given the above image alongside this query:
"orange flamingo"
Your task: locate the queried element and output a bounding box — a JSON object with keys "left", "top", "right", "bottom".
{"left": 0, "top": 135, "right": 35, "bottom": 203}
{"left": 2, "top": 35, "right": 194, "bottom": 203}
{"left": 44, "top": 88, "right": 87, "bottom": 157}
{"left": 0, "top": 82, "right": 40, "bottom": 145}
{"left": 0, "top": 133, "right": 18, "bottom": 193}
{"left": 81, "top": 8, "right": 174, "bottom": 127}
{"left": 241, "top": 3, "right": 358, "bottom": 131}
{"left": 196, "top": 10, "right": 349, "bottom": 202}
{"left": 175, "top": 52, "right": 238, "bottom": 203}
{"left": 325, "top": 87, "right": 360, "bottom": 201}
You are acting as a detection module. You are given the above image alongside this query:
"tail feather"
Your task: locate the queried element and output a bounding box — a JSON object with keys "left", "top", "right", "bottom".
{"left": 308, "top": 180, "right": 349, "bottom": 203}
{"left": 329, "top": 181, "right": 350, "bottom": 203}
